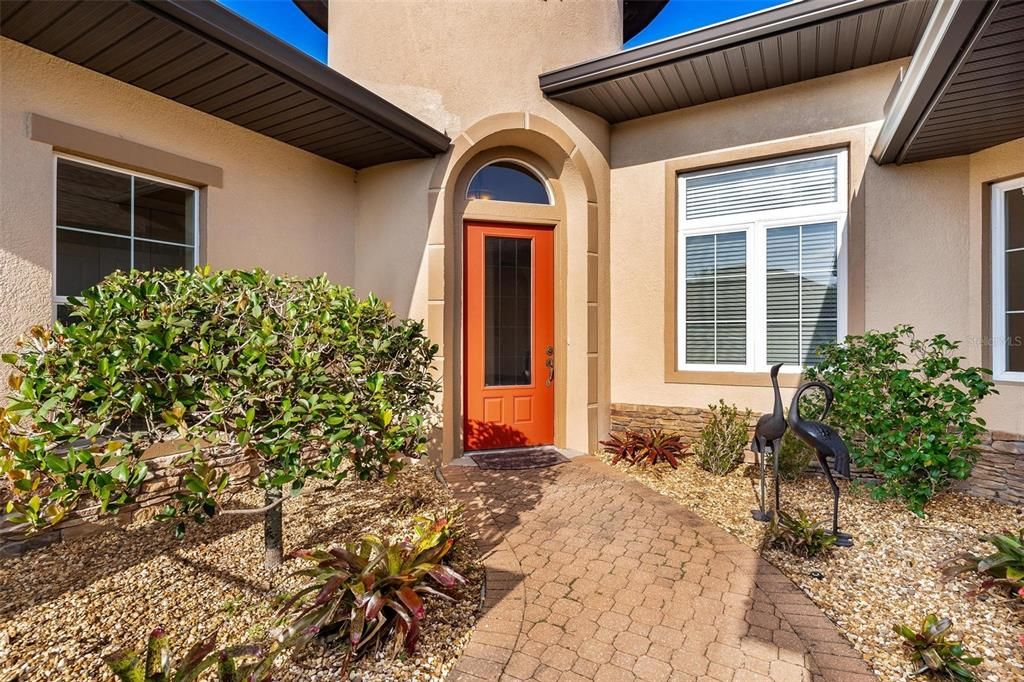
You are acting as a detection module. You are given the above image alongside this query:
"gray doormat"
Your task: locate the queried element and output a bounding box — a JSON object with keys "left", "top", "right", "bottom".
{"left": 469, "top": 448, "right": 570, "bottom": 470}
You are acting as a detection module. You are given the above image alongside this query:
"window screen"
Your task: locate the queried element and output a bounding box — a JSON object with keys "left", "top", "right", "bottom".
{"left": 55, "top": 158, "right": 197, "bottom": 321}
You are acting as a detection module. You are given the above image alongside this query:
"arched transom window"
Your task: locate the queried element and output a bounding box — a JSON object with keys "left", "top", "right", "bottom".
{"left": 466, "top": 160, "right": 551, "bottom": 204}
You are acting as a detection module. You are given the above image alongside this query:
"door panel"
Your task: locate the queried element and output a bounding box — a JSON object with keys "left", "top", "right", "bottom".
{"left": 465, "top": 222, "right": 554, "bottom": 450}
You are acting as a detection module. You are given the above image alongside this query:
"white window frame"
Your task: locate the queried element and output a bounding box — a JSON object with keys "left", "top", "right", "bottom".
{"left": 677, "top": 148, "right": 849, "bottom": 373}
{"left": 992, "top": 176, "right": 1024, "bottom": 382}
{"left": 52, "top": 153, "right": 201, "bottom": 320}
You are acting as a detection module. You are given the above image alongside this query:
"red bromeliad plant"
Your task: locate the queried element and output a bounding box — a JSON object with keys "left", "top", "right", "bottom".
{"left": 941, "top": 528, "right": 1024, "bottom": 607}
{"left": 600, "top": 429, "right": 687, "bottom": 468}
{"left": 267, "top": 514, "right": 465, "bottom": 662}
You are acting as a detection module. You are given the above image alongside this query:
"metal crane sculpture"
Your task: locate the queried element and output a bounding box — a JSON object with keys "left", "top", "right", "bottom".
{"left": 787, "top": 380, "right": 854, "bottom": 547}
{"left": 751, "top": 363, "right": 787, "bottom": 522}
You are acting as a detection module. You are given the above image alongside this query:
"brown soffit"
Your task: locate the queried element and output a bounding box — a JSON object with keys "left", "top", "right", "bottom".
{"left": 30, "top": 114, "right": 224, "bottom": 188}
{"left": 539, "top": 0, "right": 936, "bottom": 123}
{"left": 873, "top": 0, "right": 1023, "bottom": 165}
{"left": 1, "top": 0, "right": 449, "bottom": 170}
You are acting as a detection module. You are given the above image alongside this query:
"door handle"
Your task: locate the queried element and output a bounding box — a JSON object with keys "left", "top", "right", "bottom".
{"left": 545, "top": 346, "right": 554, "bottom": 387}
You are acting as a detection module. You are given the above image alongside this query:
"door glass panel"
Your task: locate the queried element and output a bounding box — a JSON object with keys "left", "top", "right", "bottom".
{"left": 485, "top": 236, "right": 532, "bottom": 386}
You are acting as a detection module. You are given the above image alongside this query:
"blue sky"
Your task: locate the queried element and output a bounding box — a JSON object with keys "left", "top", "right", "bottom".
{"left": 216, "top": 0, "right": 788, "bottom": 62}
{"left": 217, "top": 0, "right": 328, "bottom": 61}
{"left": 626, "top": 0, "right": 789, "bottom": 48}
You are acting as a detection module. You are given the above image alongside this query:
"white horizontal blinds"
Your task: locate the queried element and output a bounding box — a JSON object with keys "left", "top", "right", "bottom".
{"left": 685, "top": 231, "right": 746, "bottom": 365}
{"left": 685, "top": 155, "right": 838, "bottom": 220}
{"left": 766, "top": 223, "right": 838, "bottom": 365}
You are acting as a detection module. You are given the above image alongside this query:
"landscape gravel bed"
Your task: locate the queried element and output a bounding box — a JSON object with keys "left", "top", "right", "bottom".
{"left": 0, "top": 462, "right": 482, "bottom": 682}
{"left": 601, "top": 452, "right": 1024, "bottom": 682}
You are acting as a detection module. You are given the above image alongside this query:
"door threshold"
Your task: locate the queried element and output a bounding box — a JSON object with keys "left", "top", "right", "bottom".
{"left": 450, "top": 445, "right": 586, "bottom": 467}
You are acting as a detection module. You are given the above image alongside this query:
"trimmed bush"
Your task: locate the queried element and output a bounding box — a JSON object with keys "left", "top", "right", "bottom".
{"left": 804, "top": 325, "right": 994, "bottom": 514}
{"left": 1, "top": 268, "right": 438, "bottom": 564}
{"left": 693, "top": 400, "right": 751, "bottom": 476}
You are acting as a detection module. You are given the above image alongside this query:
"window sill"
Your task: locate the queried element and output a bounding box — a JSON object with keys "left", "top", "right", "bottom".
{"left": 665, "top": 369, "right": 803, "bottom": 388}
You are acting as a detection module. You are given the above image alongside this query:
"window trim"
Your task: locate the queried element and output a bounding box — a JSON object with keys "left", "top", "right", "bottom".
{"left": 465, "top": 158, "right": 554, "bottom": 205}
{"left": 676, "top": 148, "right": 849, "bottom": 374}
{"left": 52, "top": 153, "right": 201, "bottom": 320}
{"left": 992, "top": 176, "right": 1024, "bottom": 383}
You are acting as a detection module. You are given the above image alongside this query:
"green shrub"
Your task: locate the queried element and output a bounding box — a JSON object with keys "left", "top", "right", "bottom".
{"left": 803, "top": 325, "right": 995, "bottom": 513}
{"left": 776, "top": 429, "right": 815, "bottom": 481}
{"left": 693, "top": 400, "right": 751, "bottom": 476}
{"left": 764, "top": 509, "right": 837, "bottom": 558}
{"left": 893, "top": 614, "right": 982, "bottom": 681}
{"left": 0, "top": 268, "right": 438, "bottom": 564}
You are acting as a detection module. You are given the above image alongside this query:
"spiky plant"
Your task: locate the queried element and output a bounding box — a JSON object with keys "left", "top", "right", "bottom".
{"left": 893, "top": 614, "right": 982, "bottom": 681}
{"left": 268, "top": 514, "right": 465, "bottom": 661}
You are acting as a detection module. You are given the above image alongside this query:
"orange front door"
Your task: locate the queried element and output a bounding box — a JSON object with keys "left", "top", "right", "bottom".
{"left": 464, "top": 222, "right": 555, "bottom": 450}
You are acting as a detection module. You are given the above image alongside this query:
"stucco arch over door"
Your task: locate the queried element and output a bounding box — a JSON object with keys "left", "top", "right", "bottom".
{"left": 425, "top": 113, "right": 604, "bottom": 462}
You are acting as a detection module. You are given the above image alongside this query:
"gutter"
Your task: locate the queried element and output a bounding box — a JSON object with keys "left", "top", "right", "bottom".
{"left": 871, "top": 0, "right": 997, "bottom": 165}
{"left": 143, "top": 0, "right": 450, "bottom": 157}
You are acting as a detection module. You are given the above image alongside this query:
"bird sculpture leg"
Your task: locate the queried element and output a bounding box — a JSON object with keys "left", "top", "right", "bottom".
{"left": 771, "top": 437, "right": 782, "bottom": 516}
{"left": 751, "top": 437, "right": 771, "bottom": 522}
{"left": 817, "top": 451, "right": 854, "bottom": 547}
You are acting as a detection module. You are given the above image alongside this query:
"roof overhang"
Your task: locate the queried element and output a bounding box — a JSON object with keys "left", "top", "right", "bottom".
{"left": 1, "top": 0, "right": 450, "bottom": 169}
{"left": 540, "top": 0, "right": 936, "bottom": 124}
{"left": 872, "top": 0, "right": 1022, "bottom": 165}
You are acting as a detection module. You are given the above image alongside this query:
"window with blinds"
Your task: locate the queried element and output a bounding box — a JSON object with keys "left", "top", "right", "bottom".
{"left": 677, "top": 149, "right": 847, "bottom": 372}
{"left": 684, "top": 231, "right": 747, "bottom": 365}
{"left": 766, "top": 223, "right": 838, "bottom": 365}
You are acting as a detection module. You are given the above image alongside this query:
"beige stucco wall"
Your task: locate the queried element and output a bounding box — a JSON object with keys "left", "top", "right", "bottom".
{"left": 0, "top": 38, "right": 357, "bottom": 357}
{"left": 968, "top": 138, "right": 1024, "bottom": 434}
{"left": 330, "top": 0, "right": 620, "bottom": 456}
{"left": 607, "top": 57, "right": 1023, "bottom": 435}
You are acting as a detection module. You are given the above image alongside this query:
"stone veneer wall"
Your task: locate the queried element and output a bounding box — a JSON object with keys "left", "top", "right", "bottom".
{"left": 0, "top": 442, "right": 256, "bottom": 556}
{"left": 609, "top": 403, "right": 1024, "bottom": 506}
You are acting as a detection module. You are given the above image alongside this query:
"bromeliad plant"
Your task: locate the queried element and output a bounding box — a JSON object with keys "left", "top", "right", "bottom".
{"left": 893, "top": 614, "right": 983, "bottom": 681}
{"left": 269, "top": 514, "right": 465, "bottom": 660}
{"left": 104, "top": 627, "right": 266, "bottom": 682}
{"left": 764, "top": 509, "right": 837, "bottom": 558}
{"left": 0, "top": 268, "right": 438, "bottom": 566}
{"left": 600, "top": 429, "right": 687, "bottom": 469}
{"left": 941, "top": 528, "right": 1024, "bottom": 605}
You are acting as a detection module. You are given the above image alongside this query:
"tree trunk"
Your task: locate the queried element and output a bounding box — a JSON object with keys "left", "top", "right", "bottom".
{"left": 264, "top": 486, "right": 283, "bottom": 569}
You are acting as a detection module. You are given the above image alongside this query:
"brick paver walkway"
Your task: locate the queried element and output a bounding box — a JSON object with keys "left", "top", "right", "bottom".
{"left": 444, "top": 455, "right": 874, "bottom": 682}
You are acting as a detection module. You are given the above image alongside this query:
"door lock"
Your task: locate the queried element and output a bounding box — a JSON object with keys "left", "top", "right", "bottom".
{"left": 545, "top": 346, "right": 554, "bottom": 387}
